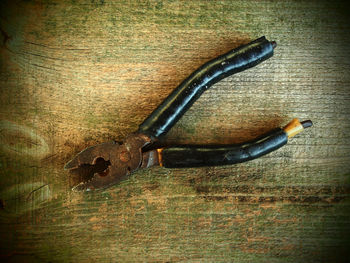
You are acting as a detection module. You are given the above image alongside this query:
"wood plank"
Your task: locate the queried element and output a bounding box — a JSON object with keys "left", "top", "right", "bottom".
{"left": 1, "top": 0, "right": 349, "bottom": 262}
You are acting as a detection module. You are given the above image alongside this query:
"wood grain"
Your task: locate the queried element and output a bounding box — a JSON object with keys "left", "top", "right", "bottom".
{"left": 1, "top": 0, "right": 350, "bottom": 262}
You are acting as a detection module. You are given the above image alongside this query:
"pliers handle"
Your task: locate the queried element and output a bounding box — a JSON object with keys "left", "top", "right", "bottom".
{"left": 138, "top": 36, "right": 275, "bottom": 139}
{"left": 141, "top": 119, "right": 312, "bottom": 169}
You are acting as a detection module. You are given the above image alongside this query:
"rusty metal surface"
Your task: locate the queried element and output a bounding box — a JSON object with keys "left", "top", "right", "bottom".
{"left": 65, "top": 133, "right": 151, "bottom": 191}
{"left": 140, "top": 149, "right": 160, "bottom": 169}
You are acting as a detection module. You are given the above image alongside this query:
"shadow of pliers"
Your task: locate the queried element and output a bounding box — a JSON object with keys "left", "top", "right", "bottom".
{"left": 64, "top": 36, "right": 312, "bottom": 191}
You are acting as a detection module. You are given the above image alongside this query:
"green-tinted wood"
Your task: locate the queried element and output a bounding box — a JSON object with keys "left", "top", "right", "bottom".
{"left": 0, "top": 0, "right": 349, "bottom": 262}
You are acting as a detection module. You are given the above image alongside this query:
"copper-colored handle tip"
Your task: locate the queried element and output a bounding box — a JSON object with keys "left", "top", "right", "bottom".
{"left": 270, "top": 41, "right": 277, "bottom": 49}
{"left": 301, "top": 120, "right": 313, "bottom": 129}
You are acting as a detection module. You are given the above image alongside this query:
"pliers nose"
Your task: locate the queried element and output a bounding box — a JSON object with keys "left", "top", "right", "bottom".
{"left": 64, "top": 36, "right": 312, "bottom": 191}
{"left": 65, "top": 134, "right": 151, "bottom": 191}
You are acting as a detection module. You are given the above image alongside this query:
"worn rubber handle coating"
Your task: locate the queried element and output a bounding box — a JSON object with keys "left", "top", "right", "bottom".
{"left": 138, "top": 36, "right": 275, "bottom": 139}
{"left": 160, "top": 128, "right": 287, "bottom": 168}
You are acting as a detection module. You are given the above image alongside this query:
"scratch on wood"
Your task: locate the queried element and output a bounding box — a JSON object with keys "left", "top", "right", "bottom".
{"left": 25, "top": 184, "right": 49, "bottom": 201}
{"left": 24, "top": 40, "right": 91, "bottom": 51}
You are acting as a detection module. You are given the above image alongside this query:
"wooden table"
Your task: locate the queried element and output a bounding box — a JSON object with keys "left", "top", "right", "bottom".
{"left": 1, "top": 0, "right": 349, "bottom": 262}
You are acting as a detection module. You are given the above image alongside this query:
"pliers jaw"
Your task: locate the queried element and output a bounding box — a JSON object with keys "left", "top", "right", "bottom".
{"left": 64, "top": 133, "right": 151, "bottom": 191}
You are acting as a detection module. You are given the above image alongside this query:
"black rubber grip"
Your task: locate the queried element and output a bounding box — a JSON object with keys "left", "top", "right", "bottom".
{"left": 160, "top": 128, "right": 288, "bottom": 168}
{"left": 138, "top": 36, "right": 275, "bottom": 139}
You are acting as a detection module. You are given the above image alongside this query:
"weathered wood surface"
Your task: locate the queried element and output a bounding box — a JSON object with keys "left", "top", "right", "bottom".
{"left": 0, "top": 0, "right": 349, "bottom": 262}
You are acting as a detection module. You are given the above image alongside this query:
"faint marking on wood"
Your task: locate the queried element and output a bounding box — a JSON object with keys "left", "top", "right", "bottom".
{"left": 0, "top": 120, "right": 49, "bottom": 158}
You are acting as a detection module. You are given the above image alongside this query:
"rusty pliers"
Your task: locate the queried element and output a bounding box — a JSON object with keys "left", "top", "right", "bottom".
{"left": 65, "top": 36, "right": 312, "bottom": 191}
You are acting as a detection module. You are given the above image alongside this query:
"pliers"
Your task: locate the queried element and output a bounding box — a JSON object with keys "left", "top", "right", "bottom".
{"left": 64, "top": 36, "right": 312, "bottom": 191}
